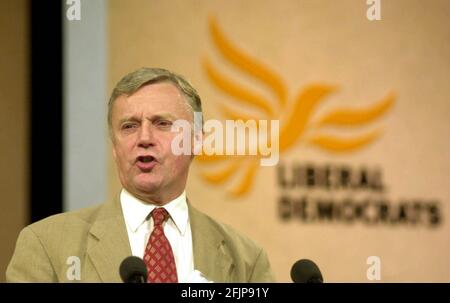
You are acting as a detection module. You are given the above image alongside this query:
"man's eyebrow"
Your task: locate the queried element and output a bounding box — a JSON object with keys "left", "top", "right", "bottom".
{"left": 118, "top": 116, "right": 141, "bottom": 125}
{"left": 118, "top": 113, "right": 178, "bottom": 125}
{"left": 148, "top": 113, "right": 177, "bottom": 121}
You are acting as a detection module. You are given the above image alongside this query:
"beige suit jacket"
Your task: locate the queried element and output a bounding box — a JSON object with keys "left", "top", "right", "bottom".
{"left": 6, "top": 197, "right": 275, "bottom": 282}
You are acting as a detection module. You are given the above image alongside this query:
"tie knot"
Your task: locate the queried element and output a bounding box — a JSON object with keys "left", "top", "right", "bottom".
{"left": 151, "top": 208, "right": 169, "bottom": 226}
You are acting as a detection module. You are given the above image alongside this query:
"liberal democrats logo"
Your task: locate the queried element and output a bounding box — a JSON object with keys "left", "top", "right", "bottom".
{"left": 196, "top": 16, "right": 395, "bottom": 197}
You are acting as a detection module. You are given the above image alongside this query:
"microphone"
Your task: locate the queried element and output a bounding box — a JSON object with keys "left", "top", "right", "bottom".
{"left": 119, "top": 256, "right": 148, "bottom": 283}
{"left": 290, "top": 259, "right": 323, "bottom": 283}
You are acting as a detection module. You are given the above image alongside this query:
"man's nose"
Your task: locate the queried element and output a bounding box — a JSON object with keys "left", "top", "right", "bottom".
{"left": 137, "top": 125, "right": 155, "bottom": 148}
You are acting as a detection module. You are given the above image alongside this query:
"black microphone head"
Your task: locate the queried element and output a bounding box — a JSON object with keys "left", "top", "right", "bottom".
{"left": 119, "top": 256, "right": 148, "bottom": 283}
{"left": 291, "top": 259, "right": 323, "bottom": 283}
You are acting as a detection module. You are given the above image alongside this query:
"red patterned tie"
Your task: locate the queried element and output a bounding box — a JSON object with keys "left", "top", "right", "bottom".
{"left": 144, "top": 207, "right": 178, "bottom": 283}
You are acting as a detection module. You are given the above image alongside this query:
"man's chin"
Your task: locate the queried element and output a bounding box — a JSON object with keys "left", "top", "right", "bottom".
{"left": 132, "top": 178, "right": 161, "bottom": 194}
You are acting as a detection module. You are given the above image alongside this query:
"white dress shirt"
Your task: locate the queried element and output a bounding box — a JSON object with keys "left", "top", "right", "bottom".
{"left": 120, "top": 189, "right": 194, "bottom": 282}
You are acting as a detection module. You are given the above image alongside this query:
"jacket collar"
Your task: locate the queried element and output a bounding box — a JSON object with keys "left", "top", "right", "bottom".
{"left": 87, "top": 195, "right": 132, "bottom": 282}
{"left": 189, "top": 202, "right": 234, "bottom": 282}
{"left": 86, "top": 195, "right": 233, "bottom": 282}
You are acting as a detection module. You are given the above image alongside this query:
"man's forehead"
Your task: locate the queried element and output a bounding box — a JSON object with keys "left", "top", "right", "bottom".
{"left": 112, "top": 84, "right": 192, "bottom": 121}
{"left": 130, "top": 81, "right": 183, "bottom": 99}
{"left": 116, "top": 84, "right": 186, "bottom": 109}
{"left": 119, "top": 82, "right": 186, "bottom": 106}
{"left": 115, "top": 101, "right": 188, "bottom": 117}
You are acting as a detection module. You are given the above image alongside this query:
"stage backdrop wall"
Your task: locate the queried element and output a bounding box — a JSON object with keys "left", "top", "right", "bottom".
{"left": 106, "top": 0, "right": 450, "bottom": 282}
{"left": 0, "top": 0, "right": 28, "bottom": 282}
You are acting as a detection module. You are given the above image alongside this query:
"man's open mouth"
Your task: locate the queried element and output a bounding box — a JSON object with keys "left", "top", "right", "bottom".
{"left": 136, "top": 155, "right": 157, "bottom": 171}
{"left": 137, "top": 155, "right": 155, "bottom": 163}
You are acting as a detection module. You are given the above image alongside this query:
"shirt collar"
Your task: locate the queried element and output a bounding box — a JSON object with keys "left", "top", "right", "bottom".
{"left": 120, "top": 188, "right": 189, "bottom": 236}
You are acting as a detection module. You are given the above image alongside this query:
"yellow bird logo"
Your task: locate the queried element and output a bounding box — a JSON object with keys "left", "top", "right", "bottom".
{"left": 196, "top": 16, "right": 395, "bottom": 197}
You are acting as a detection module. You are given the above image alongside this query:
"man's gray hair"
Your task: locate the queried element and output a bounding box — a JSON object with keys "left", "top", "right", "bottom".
{"left": 108, "top": 67, "right": 203, "bottom": 131}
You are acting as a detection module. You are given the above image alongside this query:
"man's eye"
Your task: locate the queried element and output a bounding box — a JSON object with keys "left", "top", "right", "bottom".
{"left": 156, "top": 120, "right": 172, "bottom": 127}
{"left": 122, "top": 123, "right": 137, "bottom": 130}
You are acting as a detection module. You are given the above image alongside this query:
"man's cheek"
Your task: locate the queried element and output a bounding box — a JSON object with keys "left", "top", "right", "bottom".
{"left": 173, "top": 156, "right": 191, "bottom": 170}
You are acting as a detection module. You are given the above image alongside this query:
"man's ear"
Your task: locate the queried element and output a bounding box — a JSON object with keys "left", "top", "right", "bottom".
{"left": 112, "top": 144, "right": 117, "bottom": 161}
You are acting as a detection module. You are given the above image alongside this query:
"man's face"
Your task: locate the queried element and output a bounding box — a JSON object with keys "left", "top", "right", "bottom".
{"left": 111, "top": 82, "right": 194, "bottom": 204}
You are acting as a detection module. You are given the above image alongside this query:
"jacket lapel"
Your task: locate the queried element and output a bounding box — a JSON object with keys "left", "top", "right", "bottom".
{"left": 189, "top": 204, "right": 233, "bottom": 282}
{"left": 85, "top": 197, "right": 233, "bottom": 282}
{"left": 86, "top": 196, "right": 132, "bottom": 282}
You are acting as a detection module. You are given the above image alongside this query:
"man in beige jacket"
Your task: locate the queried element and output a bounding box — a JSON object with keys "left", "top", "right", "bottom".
{"left": 7, "top": 67, "right": 275, "bottom": 283}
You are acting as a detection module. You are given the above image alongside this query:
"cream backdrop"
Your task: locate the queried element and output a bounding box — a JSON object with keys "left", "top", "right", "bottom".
{"left": 106, "top": 0, "right": 450, "bottom": 282}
